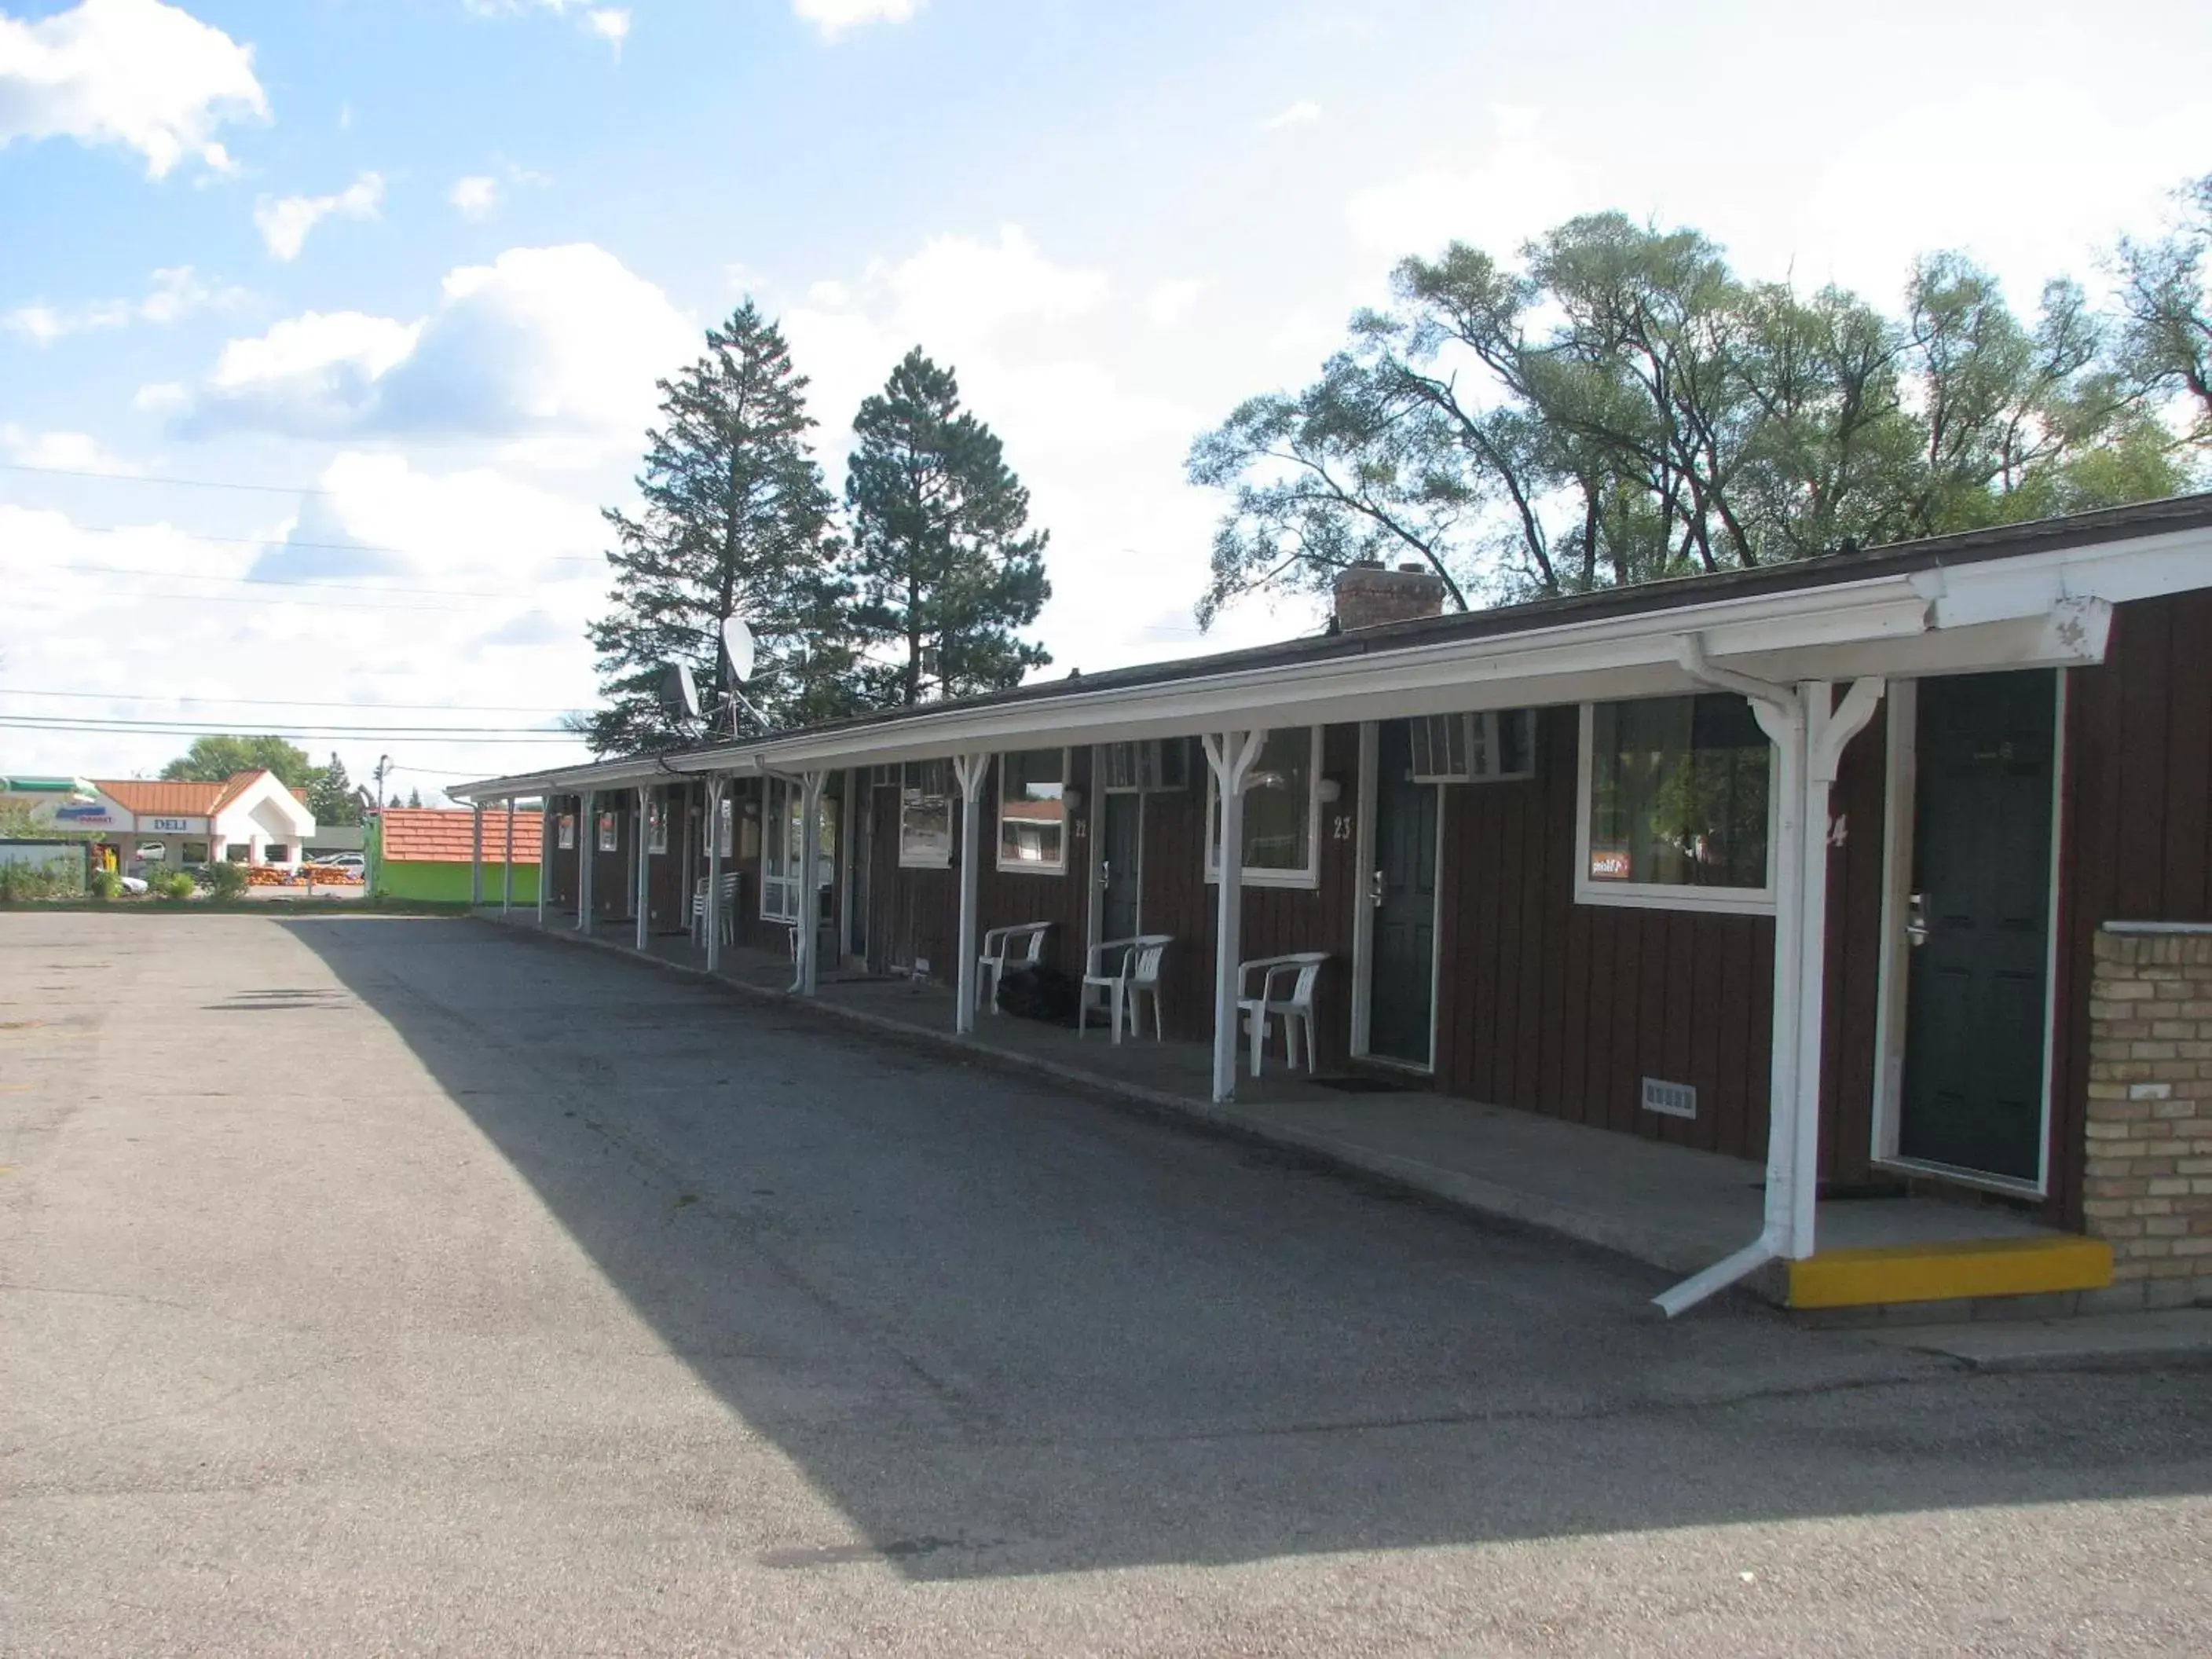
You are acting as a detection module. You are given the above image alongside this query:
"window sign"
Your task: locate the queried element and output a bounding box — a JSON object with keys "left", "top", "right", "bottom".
{"left": 595, "top": 811, "right": 617, "bottom": 853}
{"left": 1207, "top": 727, "right": 1322, "bottom": 888}
{"left": 997, "top": 748, "right": 1068, "bottom": 873}
{"left": 1577, "top": 695, "right": 1774, "bottom": 912}
{"left": 646, "top": 794, "right": 668, "bottom": 855}
{"left": 899, "top": 760, "right": 954, "bottom": 868}
{"left": 716, "top": 794, "right": 733, "bottom": 860}
{"left": 557, "top": 813, "right": 576, "bottom": 851}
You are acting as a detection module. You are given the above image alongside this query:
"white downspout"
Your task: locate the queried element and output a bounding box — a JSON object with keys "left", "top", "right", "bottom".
{"left": 577, "top": 790, "right": 595, "bottom": 932}
{"left": 1654, "top": 635, "right": 1884, "bottom": 1317}
{"left": 470, "top": 804, "right": 484, "bottom": 907}
{"left": 501, "top": 799, "right": 516, "bottom": 915}
{"left": 536, "top": 797, "right": 551, "bottom": 926}
{"left": 705, "top": 776, "right": 724, "bottom": 973}
{"left": 634, "top": 786, "right": 650, "bottom": 953}
{"left": 794, "top": 770, "right": 825, "bottom": 996}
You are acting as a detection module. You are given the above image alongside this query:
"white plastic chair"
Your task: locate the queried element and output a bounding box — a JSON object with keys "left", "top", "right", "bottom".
{"left": 690, "top": 872, "right": 739, "bottom": 947}
{"left": 1237, "top": 951, "right": 1328, "bottom": 1077}
{"left": 978, "top": 921, "right": 1052, "bottom": 1014}
{"left": 1080, "top": 934, "right": 1171, "bottom": 1044}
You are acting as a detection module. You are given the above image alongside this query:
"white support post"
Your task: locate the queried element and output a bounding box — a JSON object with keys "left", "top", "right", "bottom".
{"left": 952, "top": 753, "right": 991, "bottom": 1035}
{"left": 634, "top": 786, "right": 651, "bottom": 953}
{"left": 577, "top": 791, "right": 595, "bottom": 931}
{"left": 705, "top": 776, "right": 724, "bottom": 973}
{"left": 470, "top": 804, "right": 484, "bottom": 907}
{"left": 792, "top": 771, "right": 826, "bottom": 995}
{"left": 1656, "top": 643, "right": 1885, "bottom": 1317}
{"left": 1203, "top": 729, "right": 1265, "bottom": 1105}
{"left": 536, "top": 797, "right": 552, "bottom": 926}
{"left": 501, "top": 799, "right": 516, "bottom": 915}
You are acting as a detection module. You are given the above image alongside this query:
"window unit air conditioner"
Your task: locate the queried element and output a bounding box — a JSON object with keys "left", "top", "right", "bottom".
{"left": 1407, "top": 710, "right": 1536, "bottom": 783}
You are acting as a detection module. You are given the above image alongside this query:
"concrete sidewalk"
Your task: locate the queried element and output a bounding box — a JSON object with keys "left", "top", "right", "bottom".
{"left": 484, "top": 906, "right": 2089, "bottom": 1315}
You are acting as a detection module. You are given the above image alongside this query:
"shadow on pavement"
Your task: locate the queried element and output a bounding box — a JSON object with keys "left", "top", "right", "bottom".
{"left": 279, "top": 915, "right": 2212, "bottom": 1582}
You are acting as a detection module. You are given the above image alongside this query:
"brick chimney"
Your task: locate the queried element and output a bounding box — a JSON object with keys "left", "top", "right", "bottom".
{"left": 1333, "top": 561, "right": 1446, "bottom": 631}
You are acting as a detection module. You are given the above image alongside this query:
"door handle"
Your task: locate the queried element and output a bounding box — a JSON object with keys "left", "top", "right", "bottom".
{"left": 1369, "top": 868, "right": 1386, "bottom": 909}
{"left": 1097, "top": 858, "right": 1110, "bottom": 891}
{"left": 1906, "top": 891, "right": 1932, "bottom": 948}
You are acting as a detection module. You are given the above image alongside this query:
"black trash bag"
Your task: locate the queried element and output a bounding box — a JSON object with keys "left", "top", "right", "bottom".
{"left": 996, "top": 962, "right": 1082, "bottom": 1023}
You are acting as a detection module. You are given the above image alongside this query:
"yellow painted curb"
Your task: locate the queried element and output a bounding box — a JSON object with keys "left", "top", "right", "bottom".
{"left": 1787, "top": 1235, "right": 2114, "bottom": 1309}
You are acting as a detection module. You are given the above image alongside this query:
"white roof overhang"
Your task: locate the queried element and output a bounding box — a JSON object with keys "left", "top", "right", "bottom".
{"left": 452, "top": 518, "right": 2206, "bottom": 795}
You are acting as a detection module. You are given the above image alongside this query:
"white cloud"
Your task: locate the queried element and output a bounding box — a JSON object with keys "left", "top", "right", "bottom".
{"left": 4, "top": 265, "right": 244, "bottom": 343}
{"left": 585, "top": 8, "right": 630, "bottom": 53}
{"left": 1347, "top": 105, "right": 1595, "bottom": 259}
{"left": 167, "top": 243, "right": 694, "bottom": 452}
{"left": 0, "top": 454, "right": 606, "bottom": 786}
{"left": 0, "top": 0, "right": 266, "bottom": 178}
{"left": 1144, "top": 277, "right": 1210, "bottom": 328}
{"left": 793, "top": 0, "right": 923, "bottom": 42}
{"left": 449, "top": 174, "right": 500, "bottom": 218}
{"left": 1259, "top": 100, "right": 1320, "bottom": 132}
{"left": 0, "top": 426, "right": 141, "bottom": 474}
{"left": 255, "top": 171, "right": 385, "bottom": 262}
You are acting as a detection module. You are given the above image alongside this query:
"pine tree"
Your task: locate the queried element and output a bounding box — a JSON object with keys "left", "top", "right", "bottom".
{"left": 841, "top": 348, "right": 1051, "bottom": 706}
{"left": 306, "top": 753, "right": 361, "bottom": 826}
{"left": 406, "top": 788, "right": 422, "bottom": 809}
{"left": 582, "top": 302, "right": 852, "bottom": 753}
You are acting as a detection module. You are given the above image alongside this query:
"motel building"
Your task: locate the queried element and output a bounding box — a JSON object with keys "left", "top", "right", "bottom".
{"left": 31, "top": 771, "right": 318, "bottom": 870}
{"left": 456, "top": 495, "right": 2212, "bottom": 1319}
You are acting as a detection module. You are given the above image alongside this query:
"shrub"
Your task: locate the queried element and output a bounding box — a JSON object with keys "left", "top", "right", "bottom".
{"left": 207, "top": 862, "right": 249, "bottom": 901}
{"left": 88, "top": 869, "right": 124, "bottom": 901}
{"left": 156, "top": 870, "right": 199, "bottom": 901}
{"left": 0, "top": 855, "right": 86, "bottom": 903}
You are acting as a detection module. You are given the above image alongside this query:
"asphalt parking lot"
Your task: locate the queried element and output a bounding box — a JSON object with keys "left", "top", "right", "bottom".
{"left": 4, "top": 911, "right": 2210, "bottom": 1655}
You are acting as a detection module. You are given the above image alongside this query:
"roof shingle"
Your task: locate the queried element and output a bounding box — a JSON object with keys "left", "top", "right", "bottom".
{"left": 379, "top": 808, "right": 544, "bottom": 864}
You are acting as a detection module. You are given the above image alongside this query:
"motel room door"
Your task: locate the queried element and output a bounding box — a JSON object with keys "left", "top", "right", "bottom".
{"left": 1099, "top": 791, "right": 1143, "bottom": 947}
{"left": 1897, "top": 670, "right": 2057, "bottom": 1185}
{"left": 1368, "top": 720, "right": 1441, "bottom": 1068}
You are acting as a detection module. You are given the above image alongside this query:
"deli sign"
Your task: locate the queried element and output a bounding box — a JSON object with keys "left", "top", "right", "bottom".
{"left": 148, "top": 816, "right": 198, "bottom": 833}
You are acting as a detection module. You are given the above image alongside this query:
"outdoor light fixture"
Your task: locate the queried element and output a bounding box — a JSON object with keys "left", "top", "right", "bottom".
{"left": 1317, "top": 776, "right": 1343, "bottom": 804}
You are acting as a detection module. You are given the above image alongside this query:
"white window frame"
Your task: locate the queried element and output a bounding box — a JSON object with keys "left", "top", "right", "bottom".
{"left": 995, "top": 746, "right": 1069, "bottom": 876}
{"left": 898, "top": 760, "right": 954, "bottom": 870}
{"left": 715, "top": 793, "right": 733, "bottom": 860}
{"left": 760, "top": 775, "right": 803, "bottom": 923}
{"left": 1406, "top": 710, "right": 1536, "bottom": 784}
{"left": 1573, "top": 698, "right": 1778, "bottom": 916}
{"left": 1205, "top": 726, "right": 1324, "bottom": 892}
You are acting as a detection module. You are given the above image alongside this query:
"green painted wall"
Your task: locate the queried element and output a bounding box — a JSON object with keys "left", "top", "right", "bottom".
{"left": 364, "top": 825, "right": 540, "bottom": 903}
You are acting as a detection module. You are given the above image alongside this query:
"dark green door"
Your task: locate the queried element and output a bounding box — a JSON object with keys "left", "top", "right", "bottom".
{"left": 1898, "top": 671, "right": 2057, "bottom": 1183}
{"left": 1368, "top": 721, "right": 1440, "bottom": 1066}
{"left": 1100, "top": 793, "right": 1141, "bottom": 945}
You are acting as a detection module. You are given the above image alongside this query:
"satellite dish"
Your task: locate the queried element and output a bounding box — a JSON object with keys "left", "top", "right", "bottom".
{"left": 721, "top": 614, "right": 756, "bottom": 686}
{"left": 658, "top": 660, "right": 701, "bottom": 722}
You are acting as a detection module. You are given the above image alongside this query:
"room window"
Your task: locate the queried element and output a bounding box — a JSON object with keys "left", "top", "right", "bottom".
{"left": 1576, "top": 696, "right": 1775, "bottom": 913}
{"left": 646, "top": 794, "right": 668, "bottom": 855}
{"left": 1098, "top": 739, "right": 1190, "bottom": 792}
{"left": 997, "top": 748, "right": 1068, "bottom": 873}
{"left": 265, "top": 844, "right": 290, "bottom": 864}
{"left": 899, "top": 760, "right": 954, "bottom": 868}
{"left": 595, "top": 811, "right": 617, "bottom": 853}
{"left": 557, "top": 813, "right": 576, "bottom": 851}
{"left": 1206, "top": 727, "right": 1321, "bottom": 889}
{"left": 1406, "top": 711, "right": 1536, "bottom": 782}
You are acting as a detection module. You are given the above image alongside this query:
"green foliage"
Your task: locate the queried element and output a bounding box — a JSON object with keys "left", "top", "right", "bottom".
{"left": 1193, "top": 199, "right": 2203, "bottom": 621}
{"left": 0, "top": 855, "right": 86, "bottom": 902}
{"left": 154, "top": 870, "right": 199, "bottom": 901}
{"left": 2114, "top": 172, "right": 2212, "bottom": 448}
{"left": 159, "top": 734, "right": 316, "bottom": 787}
{"left": 840, "top": 348, "right": 1052, "bottom": 705}
{"left": 207, "top": 862, "right": 248, "bottom": 901}
{"left": 306, "top": 753, "right": 362, "bottom": 826}
{"left": 584, "top": 301, "right": 855, "bottom": 753}
{"left": 88, "top": 868, "right": 124, "bottom": 900}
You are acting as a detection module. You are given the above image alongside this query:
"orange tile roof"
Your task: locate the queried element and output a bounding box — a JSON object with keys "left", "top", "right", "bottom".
{"left": 94, "top": 778, "right": 226, "bottom": 815}
{"left": 379, "top": 808, "right": 544, "bottom": 865}
{"left": 210, "top": 770, "right": 273, "bottom": 814}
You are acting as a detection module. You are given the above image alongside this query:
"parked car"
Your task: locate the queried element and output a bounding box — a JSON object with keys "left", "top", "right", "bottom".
{"left": 117, "top": 874, "right": 148, "bottom": 895}
{"left": 133, "top": 843, "right": 168, "bottom": 862}
{"left": 309, "top": 852, "right": 365, "bottom": 873}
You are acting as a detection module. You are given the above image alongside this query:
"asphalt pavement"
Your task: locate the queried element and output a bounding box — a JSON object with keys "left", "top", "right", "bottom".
{"left": 3, "top": 912, "right": 2209, "bottom": 1655}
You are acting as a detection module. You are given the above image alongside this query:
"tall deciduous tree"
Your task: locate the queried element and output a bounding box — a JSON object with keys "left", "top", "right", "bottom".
{"left": 840, "top": 349, "right": 1051, "bottom": 705}
{"left": 1192, "top": 207, "right": 2196, "bottom": 623}
{"left": 160, "top": 735, "right": 316, "bottom": 788}
{"left": 2115, "top": 172, "right": 2212, "bottom": 444}
{"left": 583, "top": 302, "right": 851, "bottom": 753}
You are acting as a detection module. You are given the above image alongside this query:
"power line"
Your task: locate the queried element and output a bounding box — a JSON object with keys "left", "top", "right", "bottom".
{"left": 0, "top": 714, "right": 581, "bottom": 741}
{"left": 0, "top": 686, "right": 577, "bottom": 714}
{"left": 46, "top": 558, "right": 541, "bottom": 602}
{"left": 60, "top": 526, "right": 603, "bottom": 568}
{"left": 1, "top": 460, "right": 337, "bottom": 496}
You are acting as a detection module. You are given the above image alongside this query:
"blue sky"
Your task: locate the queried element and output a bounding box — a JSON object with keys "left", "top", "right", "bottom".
{"left": 3, "top": 0, "right": 2209, "bottom": 797}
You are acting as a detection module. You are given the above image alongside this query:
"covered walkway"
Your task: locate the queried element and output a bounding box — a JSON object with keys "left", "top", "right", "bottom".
{"left": 480, "top": 906, "right": 2092, "bottom": 1316}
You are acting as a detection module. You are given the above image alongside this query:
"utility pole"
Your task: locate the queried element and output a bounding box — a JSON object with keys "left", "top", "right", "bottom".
{"left": 373, "top": 754, "right": 393, "bottom": 809}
